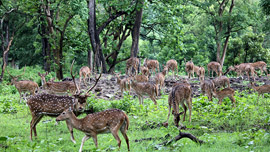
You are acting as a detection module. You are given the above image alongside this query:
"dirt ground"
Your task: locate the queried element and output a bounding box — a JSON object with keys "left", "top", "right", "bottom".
{"left": 82, "top": 74, "right": 270, "bottom": 100}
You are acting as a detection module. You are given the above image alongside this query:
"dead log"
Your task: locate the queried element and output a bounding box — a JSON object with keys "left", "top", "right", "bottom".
{"left": 158, "top": 131, "right": 204, "bottom": 146}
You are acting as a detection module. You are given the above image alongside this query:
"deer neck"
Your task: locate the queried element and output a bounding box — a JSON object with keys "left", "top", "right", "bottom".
{"left": 67, "top": 112, "right": 84, "bottom": 131}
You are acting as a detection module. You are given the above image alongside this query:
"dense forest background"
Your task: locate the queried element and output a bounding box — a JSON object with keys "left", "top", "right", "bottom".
{"left": 0, "top": 0, "right": 270, "bottom": 81}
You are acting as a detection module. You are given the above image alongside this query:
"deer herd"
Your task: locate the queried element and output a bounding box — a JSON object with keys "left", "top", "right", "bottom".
{"left": 5, "top": 57, "right": 270, "bottom": 151}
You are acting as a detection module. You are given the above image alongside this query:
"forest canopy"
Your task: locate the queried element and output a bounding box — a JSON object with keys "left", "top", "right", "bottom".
{"left": 0, "top": 0, "right": 269, "bottom": 80}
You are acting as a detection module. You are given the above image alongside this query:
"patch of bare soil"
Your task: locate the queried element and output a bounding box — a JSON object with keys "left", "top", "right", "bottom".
{"left": 80, "top": 74, "right": 269, "bottom": 100}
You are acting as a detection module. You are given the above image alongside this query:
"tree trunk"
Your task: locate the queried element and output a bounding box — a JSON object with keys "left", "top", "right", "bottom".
{"left": 130, "top": 1, "right": 144, "bottom": 58}
{"left": 0, "top": 35, "right": 14, "bottom": 82}
{"left": 88, "top": 47, "right": 92, "bottom": 71}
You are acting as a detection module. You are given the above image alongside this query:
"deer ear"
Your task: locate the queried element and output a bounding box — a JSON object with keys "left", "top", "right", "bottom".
{"left": 38, "top": 72, "right": 41, "bottom": 76}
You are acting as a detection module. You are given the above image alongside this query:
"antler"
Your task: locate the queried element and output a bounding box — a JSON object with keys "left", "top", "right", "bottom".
{"left": 6, "top": 68, "right": 14, "bottom": 78}
{"left": 16, "top": 66, "right": 26, "bottom": 78}
{"left": 86, "top": 63, "right": 102, "bottom": 95}
{"left": 70, "top": 60, "right": 81, "bottom": 94}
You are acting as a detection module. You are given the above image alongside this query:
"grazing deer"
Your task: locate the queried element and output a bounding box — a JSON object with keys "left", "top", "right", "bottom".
{"left": 250, "top": 82, "right": 270, "bottom": 104}
{"left": 237, "top": 63, "right": 250, "bottom": 78}
{"left": 166, "top": 59, "right": 178, "bottom": 77}
{"left": 251, "top": 61, "right": 268, "bottom": 76}
{"left": 79, "top": 66, "right": 91, "bottom": 86}
{"left": 224, "top": 65, "right": 240, "bottom": 76}
{"left": 134, "top": 74, "right": 149, "bottom": 82}
{"left": 184, "top": 58, "right": 194, "bottom": 78}
{"left": 130, "top": 78, "right": 158, "bottom": 105}
{"left": 155, "top": 65, "right": 168, "bottom": 92}
{"left": 126, "top": 57, "right": 140, "bottom": 76}
{"left": 212, "top": 76, "right": 230, "bottom": 90}
{"left": 140, "top": 66, "right": 149, "bottom": 77}
{"left": 200, "top": 79, "right": 216, "bottom": 102}
{"left": 198, "top": 66, "right": 205, "bottom": 82}
{"left": 27, "top": 61, "right": 102, "bottom": 143}
{"left": 115, "top": 73, "right": 131, "bottom": 94}
{"left": 213, "top": 87, "right": 235, "bottom": 106}
{"left": 7, "top": 67, "right": 39, "bottom": 102}
{"left": 56, "top": 108, "right": 130, "bottom": 152}
{"left": 166, "top": 83, "right": 192, "bottom": 127}
{"left": 143, "top": 58, "right": 159, "bottom": 76}
{"left": 207, "top": 61, "right": 222, "bottom": 77}
{"left": 244, "top": 64, "right": 257, "bottom": 81}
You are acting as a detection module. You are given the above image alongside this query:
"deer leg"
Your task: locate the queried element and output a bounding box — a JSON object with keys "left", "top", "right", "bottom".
{"left": 150, "top": 96, "right": 157, "bottom": 105}
{"left": 187, "top": 98, "right": 192, "bottom": 122}
{"left": 229, "top": 96, "right": 236, "bottom": 107}
{"left": 79, "top": 135, "right": 90, "bottom": 152}
{"left": 111, "top": 128, "right": 122, "bottom": 149}
{"left": 166, "top": 102, "right": 172, "bottom": 124}
{"left": 180, "top": 102, "right": 187, "bottom": 122}
{"left": 120, "top": 124, "right": 130, "bottom": 151}
{"left": 66, "top": 121, "right": 76, "bottom": 144}
{"left": 30, "top": 114, "right": 43, "bottom": 141}
{"left": 218, "top": 98, "right": 223, "bottom": 104}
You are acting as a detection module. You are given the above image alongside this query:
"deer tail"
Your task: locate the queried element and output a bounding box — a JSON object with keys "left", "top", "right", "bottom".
{"left": 123, "top": 112, "right": 129, "bottom": 130}
{"left": 155, "top": 84, "right": 158, "bottom": 97}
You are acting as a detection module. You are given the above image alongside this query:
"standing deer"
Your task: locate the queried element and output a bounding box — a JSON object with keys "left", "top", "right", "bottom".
{"left": 115, "top": 73, "right": 131, "bottom": 95}
{"left": 213, "top": 88, "right": 235, "bottom": 106}
{"left": 143, "top": 58, "right": 159, "bottom": 76}
{"left": 207, "top": 61, "right": 222, "bottom": 77}
{"left": 244, "top": 64, "right": 257, "bottom": 81}
{"left": 251, "top": 61, "right": 268, "bottom": 76}
{"left": 126, "top": 57, "right": 140, "bottom": 76}
{"left": 166, "top": 59, "right": 178, "bottom": 77}
{"left": 38, "top": 72, "right": 48, "bottom": 86}
{"left": 27, "top": 61, "right": 102, "bottom": 143}
{"left": 79, "top": 66, "right": 91, "bottom": 86}
{"left": 198, "top": 66, "right": 205, "bottom": 82}
{"left": 130, "top": 77, "right": 158, "bottom": 105}
{"left": 166, "top": 83, "right": 192, "bottom": 127}
{"left": 184, "top": 58, "right": 194, "bottom": 78}
{"left": 7, "top": 67, "right": 39, "bottom": 102}
{"left": 212, "top": 76, "right": 230, "bottom": 90}
{"left": 56, "top": 108, "right": 130, "bottom": 152}
{"left": 250, "top": 82, "right": 270, "bottom": 104}
{"left": 155, "top": 65, "right": 168, "bottom": 92}
{"left": 200, "top": 79, "right": 216, "bottom": 102}
{"left": 134, "top": 74, "right": 149, "bottom": 82}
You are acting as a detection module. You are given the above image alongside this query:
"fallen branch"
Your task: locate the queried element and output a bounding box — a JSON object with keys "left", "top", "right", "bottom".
{"left": 158, "top": 131, "right": 204, "bottom": 146}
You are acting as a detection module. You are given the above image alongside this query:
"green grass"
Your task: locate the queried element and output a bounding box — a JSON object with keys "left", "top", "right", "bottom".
{"left": 0, "top": 84, "right": 270, "bottom": 152}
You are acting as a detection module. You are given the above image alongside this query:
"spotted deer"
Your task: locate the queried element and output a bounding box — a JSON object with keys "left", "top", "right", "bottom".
{"left": 114, "top": 72, "right": 131, "bottom": 94}
{"left": 27, "top": 61, "right": 102, "bottom": 143}
{"left": 56, "top": 108, "right": 130, "bottom": 152}
{"left": 126, "top": 57, "right": 140, "bottom": 76}
{"left": 140, "top": 66, "right": 149, "bottom": 77}
{"left": 212, "top": 76, "right": 230, "bottom": 90}
{"left": 155, "top": 65, "right": 168, "bottom": 92}
{"left": 79, "top": 66, "right": 91, "bottom": 86}
{"left": 198, "top": 66, "right": 205, "bottom": 82}
{"left": 166, "top": 83, "right": 192, "bottom": 127}
{"left": 251, "top": 61, "right": 268, "bottom": 76}
{"left": 184, "top": 58, "right": 194, "bottom": 78}
{"left": 250, "top": 82, "right": 270, "bottom": 104}
{"left": 200, "top": 79, "right": 216, "bottom": 102}
{"left": 244, "top": 64, "right": 257, "bottom": 81}
{"left": 166, "top": 59, "right": 178, "bottom": 77}
{"left": 134, "top": 74, "right": 149, "bottom": 82}
{"left": 207, "top": 61, "right": 222, "bottom": 77}
{"left": 130, "top": 77, "right": 158, "bottom": 105}
{"left": 213, "top": 87, "right": 235, "bottom": 106}
{"left": 143, "top": 58, "right": 159, "bottom": 76}
{"left": 7, "top": 67, "right": 39, "bottom": 102}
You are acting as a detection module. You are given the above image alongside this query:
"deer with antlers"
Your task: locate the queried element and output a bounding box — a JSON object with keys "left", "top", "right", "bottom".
{"left": 166, "top": 82, "right": 192, "bottom": 127}
{"left": 184, "top": 58, "right": 194, "bottom": 78}
{"left": 7, "top": 67, "right": 39, "bottom": 102}
{"left": 213, "top": 88, "right": 235, "bottom": 106}
{"left": 143, "top": 58, "right": 159, "bottom": 76}
{"left": 115, "top": 72, "right": 131, "bottom": 95}
{"left": 166, "top": 59, "right": 178, "bottom": 77}
{"left": 56, "top": 108, "right": 130, "bottom": 151}
{"left": 126, "top": 57, "right": 140, "bottom": 76}
{"left": 130, "top": 77, "right": 158, "bottom": 105}
{"left": 251, "top": 61, "right": 268, "bottom": 76}
{"left": 200, "top": 79, "right": 216, "bottom": 102}
{"left": 155, "top": 65, "right": 168, "bottom": 92}
{"left": 27, "top": 61, "right": 102, "bottom": 143}
{"left": 79, "top": 66, "right": 91, "bottom": 86}
{"left": 207, "top": 61, "right": 222, "bottom": 78}
{"left": 250, "top": 82, "right": 270, "bottom": 104}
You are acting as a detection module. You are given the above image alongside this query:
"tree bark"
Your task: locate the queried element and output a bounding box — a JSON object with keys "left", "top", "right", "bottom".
{"left": 130, "top": 1, "right": 144, "bottom": 58}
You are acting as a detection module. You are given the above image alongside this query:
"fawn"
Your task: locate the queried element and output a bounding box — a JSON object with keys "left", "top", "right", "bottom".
{"left": 213, "top": 87, "right": 235, "bottom": 106}
{"left": 250, "top": 82, "right": 270, "bottom": 104}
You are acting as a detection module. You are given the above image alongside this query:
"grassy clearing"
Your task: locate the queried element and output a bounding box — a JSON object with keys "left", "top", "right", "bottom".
{"left": 0, "top": 83, "right": 270, "bottom": 152}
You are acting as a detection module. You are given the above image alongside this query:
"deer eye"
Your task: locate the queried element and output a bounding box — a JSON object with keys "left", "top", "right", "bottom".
{"left": 62, "top": 112, "right": 65, "bottom": 115}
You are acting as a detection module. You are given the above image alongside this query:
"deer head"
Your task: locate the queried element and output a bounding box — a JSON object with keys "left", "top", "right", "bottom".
{"left": 6, "top": 66, "right": 26, "bottom": 84}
